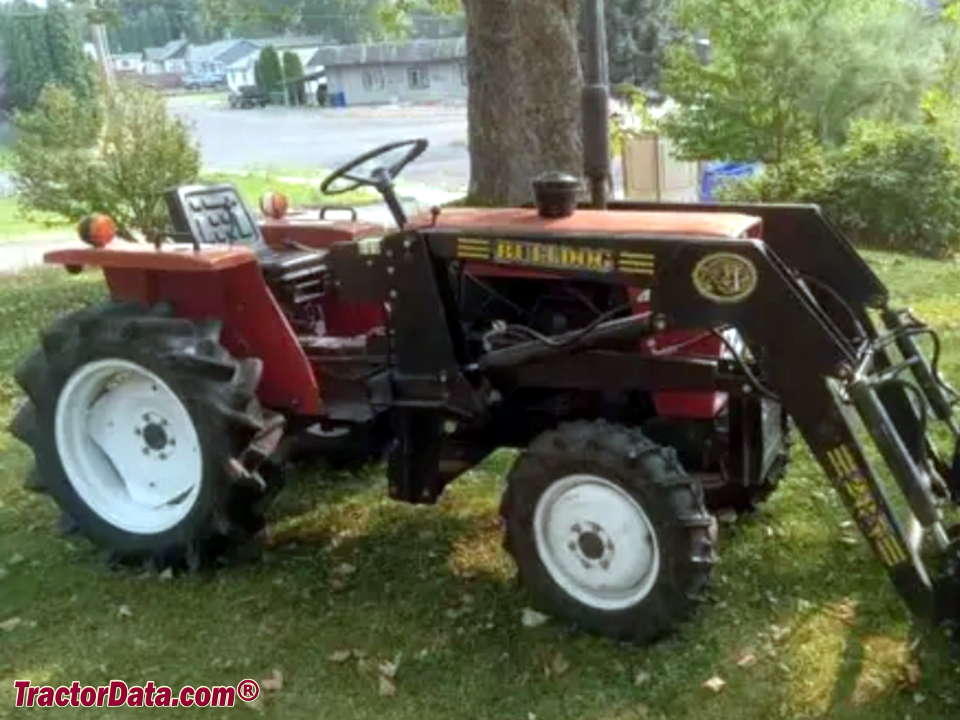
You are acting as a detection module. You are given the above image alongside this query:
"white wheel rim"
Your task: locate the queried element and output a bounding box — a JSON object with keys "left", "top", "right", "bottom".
{"left": 54, "top": 358, "right": 204, "bottom": 535}
{"left": 533, "top": 473, "right": 660, "bottom": 611}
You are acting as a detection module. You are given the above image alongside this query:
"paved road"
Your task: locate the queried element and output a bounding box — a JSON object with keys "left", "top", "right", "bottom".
{"left": 170, "top": 98, "right": 472, "bottom": 192}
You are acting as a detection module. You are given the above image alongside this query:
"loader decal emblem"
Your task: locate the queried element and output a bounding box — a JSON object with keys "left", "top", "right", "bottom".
{"left": 692, "top": 252, "right": 757, "bottom": 303}
{"left": 825, "top": 445, "right": 908, "bottom": 567}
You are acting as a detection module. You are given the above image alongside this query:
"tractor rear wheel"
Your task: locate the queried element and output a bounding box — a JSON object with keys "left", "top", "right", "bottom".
{"left": 500, "top": 420, "right": 717, "bottom": 644}
{"left": 8, "top": 301, "right": 286, "bottom": 571}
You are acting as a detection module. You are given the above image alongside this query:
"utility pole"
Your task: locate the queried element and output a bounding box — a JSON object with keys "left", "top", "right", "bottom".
{"left": 90, "top": 22, "right": 115, "bottom": 89}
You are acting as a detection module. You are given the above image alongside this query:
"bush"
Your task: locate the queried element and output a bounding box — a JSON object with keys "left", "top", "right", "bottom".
{"left": 256, "top": 46, "right": 282, "bottom": 97}
{"left": 12, "top": 80, "right": 201, "bottom": 242}
{"left": 715, "top": 135, "right": 833, "bottom": 203}
{"left": 716, "top": 121, "right": 960, "bottom": 258}
{"left": 820, "top": 120, "right": 960, "bottom": 258}
{"left": 282, "top": 51, "right": 306, "bottom": 105}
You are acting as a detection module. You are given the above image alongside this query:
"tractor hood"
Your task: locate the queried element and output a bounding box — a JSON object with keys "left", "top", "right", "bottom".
{"left": 410, "top": 206, "right": 761, "bottom": 240}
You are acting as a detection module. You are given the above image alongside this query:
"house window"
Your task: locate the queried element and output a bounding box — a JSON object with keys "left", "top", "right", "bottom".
{"left": 459, "top": 61, "right": 467, "bottom": 86}
{"left": 407, "top": 65, "right": 430, "bottom": 89}
{"left": 362, "top": 69, "right": 385, "bottom": 91}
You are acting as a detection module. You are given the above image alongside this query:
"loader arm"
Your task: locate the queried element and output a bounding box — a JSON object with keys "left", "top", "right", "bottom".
{"left": 650, "top": 237, "right": 948, "bottom": 620}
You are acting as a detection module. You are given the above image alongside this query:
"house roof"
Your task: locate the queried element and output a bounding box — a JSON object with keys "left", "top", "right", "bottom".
{"left": 188, "top": 39, "right": 257, "bottom": 66}
{"left": 252, "top": 35, "right": 328, "bottom": 51}
{"left": 306, "top": 36, "right": 466, "bottom": 69}
{"left": 144, "top": 39, "right": 189, "bottom": 62}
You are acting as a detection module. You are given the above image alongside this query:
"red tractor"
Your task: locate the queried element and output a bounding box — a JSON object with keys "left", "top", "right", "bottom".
{"left": 9, "top": 138, "right": 960, "bottom": 645}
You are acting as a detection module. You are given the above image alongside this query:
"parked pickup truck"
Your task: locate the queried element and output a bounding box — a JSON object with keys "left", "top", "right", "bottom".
{"left": 184, "top": 73, "right": 226, "bottom": 90}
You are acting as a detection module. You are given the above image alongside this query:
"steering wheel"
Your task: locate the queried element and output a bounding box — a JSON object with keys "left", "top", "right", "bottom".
{"left": 320, "top": 138, "right": 429, "bottom": 196}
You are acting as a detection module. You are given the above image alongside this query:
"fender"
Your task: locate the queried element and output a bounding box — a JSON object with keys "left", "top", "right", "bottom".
{"left": 44, "top": 244, "right": 321, "bottom": 415}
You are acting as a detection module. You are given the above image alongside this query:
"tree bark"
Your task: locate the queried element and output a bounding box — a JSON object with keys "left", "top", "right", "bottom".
{"left": 463, "top": 0, "right": 583, "bottom": 206}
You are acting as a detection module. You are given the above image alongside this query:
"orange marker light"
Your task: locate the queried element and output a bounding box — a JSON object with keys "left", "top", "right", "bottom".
{"left": 77, "top": 214, "right": 116, "bottom": 248}
{"left": 259, "top": 191, "right": 289, "bottom": 219}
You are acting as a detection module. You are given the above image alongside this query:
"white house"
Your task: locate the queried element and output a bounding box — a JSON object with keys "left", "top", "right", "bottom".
{"left": 187, "top": 39, "right": 258, "bottom": 77}
{"left": 225, "top": 36, "right": 326, "bottom": 90}
{"left": 142, "top": 39, "right": 189, "bottom": 75}
{"left": 110, "top": 52, "right": 143, "bottom": 73}
{"left": 308, "top": 37, "right": 467, "bottom": 106}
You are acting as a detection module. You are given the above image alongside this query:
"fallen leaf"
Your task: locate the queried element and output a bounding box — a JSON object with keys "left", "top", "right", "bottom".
{"left": 703, "top": 676, "right": 727, "bottom": 693}
{"left": 737, "top": 653, "right": 758, "bottom": 668}
{"left": 330, "top": 577, "right": 346, "bottom": 592}
{"left": 8, "top": 553, "right": 24, "bottom": 566}
{"left": 117, "top": 605, "right": 133, "bottom": 618}
{"left": 770, "top": 624, "right": 791, "bottom": 642}
{"left": 521, "top": 608, "right": 549, "bottom": 628}
{"left": 379, "top": 656, "right": 400, "bottom": 680}
{"left": 261, "top": 669, "right": 283, "bottom": 692}
{"left": 328, "top": 649, "right": 353, "bottom": 663}
{"left": 903, "top": 662, "right": 922, "bottom": 687}
{"left": 634, "top": 670, "right": 651, "bottom": 686}
{"left": 378, "top": 675, "right": 397, "bottom": 697}
{"left": 545, "top": 653, "right": 569, "bottom": 678}
{"left": 0, "top": 617, "right": 22, "bottom": 632}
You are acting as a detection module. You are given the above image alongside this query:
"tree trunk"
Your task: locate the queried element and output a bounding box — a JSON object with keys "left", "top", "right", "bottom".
{"left": 463, "top": 0, "right": 583, "bottom": 206}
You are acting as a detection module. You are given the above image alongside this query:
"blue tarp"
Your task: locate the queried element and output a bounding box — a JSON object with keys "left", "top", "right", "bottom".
{"left": 700, "top": 161, "right": 762, "bottom": 201}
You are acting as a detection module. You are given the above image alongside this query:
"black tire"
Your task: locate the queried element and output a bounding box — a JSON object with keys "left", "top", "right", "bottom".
{"left": 7, "top": 301, "right": 287, "bottom": 571}
{"left": 500, "top": 420, "right": 717, "bottom": 644}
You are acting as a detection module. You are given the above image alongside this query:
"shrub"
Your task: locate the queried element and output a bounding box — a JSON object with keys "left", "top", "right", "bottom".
{"left": 256, "top": 46, "right": 283, "bottom": 98}
{"left": 819, "top": 120, "right": 960, "bottom": 258}
{"left": 715, "top": 121, "right": 960, "bottom": 258}
{"left": 282, "top": 51, "right": 306, "bottom": 105}
{"left": 12, "top": 80, "right": 201, "bottom": 242}
{"left": 715, "top": 135, "right": 833, "bottom": 203}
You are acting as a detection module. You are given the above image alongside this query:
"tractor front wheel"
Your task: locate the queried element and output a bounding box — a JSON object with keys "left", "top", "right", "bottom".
{"left": 9, "top": 302, "right": 286, "bottom": 571}
{"left": 500, "top": 420, "right": 717, "bottom": 644}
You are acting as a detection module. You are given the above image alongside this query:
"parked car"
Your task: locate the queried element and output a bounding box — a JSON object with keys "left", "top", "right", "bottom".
{"left": 229, "top": 85, "right": 268, "bottom": 108}
{"left": 184, "top": 72, "right": 226, "bottom": 90}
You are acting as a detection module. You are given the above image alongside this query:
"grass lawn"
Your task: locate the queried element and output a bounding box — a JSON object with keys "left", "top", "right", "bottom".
{"left": 1, "top": 251, "right": 959, "bottom": 719}
{"left": 0, "top": 172, "right": 377, "bottom": 243}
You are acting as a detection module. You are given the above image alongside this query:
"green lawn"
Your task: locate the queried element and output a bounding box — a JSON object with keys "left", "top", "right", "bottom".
{"left": 0, "top": 172, "right": 378, "bottom": 243}
{"left": 0, "top": 252, "right": 959, "bottom": 719}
